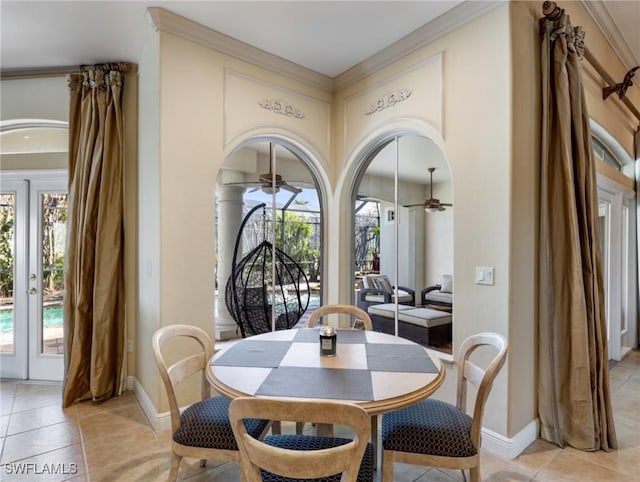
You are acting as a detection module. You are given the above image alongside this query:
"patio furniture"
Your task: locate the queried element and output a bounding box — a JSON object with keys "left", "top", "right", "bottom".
{"left": 152, "top": 324, "right": 270, "bottom": 481}
{"left": 367, "top": 303, "right": 452, "bottom": 348}
{"left": 381, "top": 332, "right": 508, "bottom": 482}
{"left": 225, "top": 203, "right": 310, "bottom": 337}
{"left": 421, "top": 274, "right": 453, "bottom": 310}
{"left": 357, "top": 274, "right": 415, "bottom": 311}
{"left": 230, "top": 397, "right": 374, "bottom": 482}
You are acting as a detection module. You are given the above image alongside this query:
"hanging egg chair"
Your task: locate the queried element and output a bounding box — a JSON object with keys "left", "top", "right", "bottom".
{"left": 225, "top": 203, "right": 310, "bottom": 337}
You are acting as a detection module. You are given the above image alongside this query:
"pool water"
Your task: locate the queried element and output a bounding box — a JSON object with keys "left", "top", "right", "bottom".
{"left": 0, "top": 305, "right": 63, "bottom": 333}
{"left": 1, "top": 292, "right": 320, "bottom": 333}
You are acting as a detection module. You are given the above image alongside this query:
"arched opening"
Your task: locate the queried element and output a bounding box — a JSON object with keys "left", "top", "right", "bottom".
{"left": 215, "top": 139, "right": 324, "bottom": 340}
{"left": 351, "top": 134, "right": 453, "bottom": 353}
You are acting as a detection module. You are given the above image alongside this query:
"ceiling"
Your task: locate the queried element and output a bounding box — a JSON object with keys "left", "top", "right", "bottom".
{"left": 1, "top": 1, "right": 466, "bottom": 78}
{"left": 1, "top": 1, "right": 638, "bottom": 79}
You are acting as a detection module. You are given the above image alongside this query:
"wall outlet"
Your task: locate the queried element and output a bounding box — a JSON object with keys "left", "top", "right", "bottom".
{"left": 127, "top": 339, "right": 134, "bottom": 353}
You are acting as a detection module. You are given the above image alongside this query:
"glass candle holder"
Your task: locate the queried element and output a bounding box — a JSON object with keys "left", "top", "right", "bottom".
{"left": 319, "top": 325, "right": 337, "bottom": 356}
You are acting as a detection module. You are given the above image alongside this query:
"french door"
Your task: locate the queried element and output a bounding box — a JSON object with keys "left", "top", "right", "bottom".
{"left": 0, "top": 171, "right": 67, "bottom": 380}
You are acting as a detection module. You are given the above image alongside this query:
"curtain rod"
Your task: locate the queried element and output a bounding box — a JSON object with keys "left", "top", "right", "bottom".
{"left": 542, "top": 1, "right": 640, "bottom": 125}
{"left": 1, "top": 63, "right": 138, "bottom": 81}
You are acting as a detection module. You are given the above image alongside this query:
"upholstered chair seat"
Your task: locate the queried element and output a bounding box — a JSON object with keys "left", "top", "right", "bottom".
{"left": 260, "top": 435, "right": 374, "bottom": 482}
{"left": 173, "top": 396, "right": 268, "bottom": 450}
{"left": 382, "top": 399, "right": 475, "bottom": 458}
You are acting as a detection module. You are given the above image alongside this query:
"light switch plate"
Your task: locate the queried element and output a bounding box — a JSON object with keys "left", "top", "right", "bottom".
{"left": 476, "top": 267, "right": 494, "bottom": 285}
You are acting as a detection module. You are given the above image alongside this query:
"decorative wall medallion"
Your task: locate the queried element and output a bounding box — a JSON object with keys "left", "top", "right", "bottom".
{"left": 365, "top": 89, "right": 413, "bottom": 115}
{"left": 258, "top": 99, "right": 305, "bottom": 119}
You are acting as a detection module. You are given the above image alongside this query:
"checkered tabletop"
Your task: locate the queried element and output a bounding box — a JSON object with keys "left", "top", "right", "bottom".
{"left": 210, "top": 328, "right": 444, "bottom": 413}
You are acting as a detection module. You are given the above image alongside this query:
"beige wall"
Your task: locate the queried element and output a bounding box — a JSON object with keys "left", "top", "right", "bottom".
{"left": 139, "top": 29, "right": 333, "bottom": 413}
{"left": 144, "top": 3, "right": 516, "bottom": 436}
{"left": 509, "top": 0, "right": 541, "bottom": 439}
{"left": 333, "top": 5, "right": 513, "bottom": 436}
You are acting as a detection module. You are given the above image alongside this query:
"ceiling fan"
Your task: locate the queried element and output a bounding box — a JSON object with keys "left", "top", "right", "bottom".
{"left": 224, "top": 143, "right": 302, "bottom": 194}
{"left": 403, "top": 167, "right": 452, "bottom": 212}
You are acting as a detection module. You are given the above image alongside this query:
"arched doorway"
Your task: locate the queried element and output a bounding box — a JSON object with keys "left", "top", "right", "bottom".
{"left": 215, "top": 139, "right": 324, "bottom": 340}
{"left": 351, "top": 134, "right": 453, "bottom": 352}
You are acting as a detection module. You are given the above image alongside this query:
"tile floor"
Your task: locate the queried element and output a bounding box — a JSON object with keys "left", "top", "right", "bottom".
{"left": 0, "top": 349, "right": 638, "bottom": 481}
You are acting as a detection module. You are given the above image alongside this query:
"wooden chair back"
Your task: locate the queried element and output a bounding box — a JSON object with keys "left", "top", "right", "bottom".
{"left": 455, "top": 332, "right": 508, "bottom": 448}
{"left": 152, "top": 324, "right": 213, "bottom": 433}
{"left": 230, "top": 398, "right": 370, "bottom": 482}
{"left": 307, "top": 304, "right": 373, "bottom": 330}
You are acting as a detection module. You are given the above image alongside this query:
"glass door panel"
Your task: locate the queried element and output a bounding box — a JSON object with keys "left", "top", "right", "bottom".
{"left": 0, "top": 193, "right": 16, "bottom": 354}
{"left": 0, "top": 180, "right": 28, "bottom": 379}
{"left": 29, "top": 182, "right": 67, "bottom": 380}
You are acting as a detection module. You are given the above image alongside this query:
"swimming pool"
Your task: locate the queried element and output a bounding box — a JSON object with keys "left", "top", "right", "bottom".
{"left": 0, "top": 305, "right": 64, "bottom": 333}
{"left": 0, "top": 292, "right": 320, "bottom": 333}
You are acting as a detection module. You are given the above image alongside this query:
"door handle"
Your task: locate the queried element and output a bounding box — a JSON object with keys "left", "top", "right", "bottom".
{"left": 29, "top": 287, "right": 37, "bottom": 295}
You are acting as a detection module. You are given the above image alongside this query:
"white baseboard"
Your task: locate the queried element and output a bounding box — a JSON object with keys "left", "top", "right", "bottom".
{"left": 482, "top": 419, "right": 538, "bottom": 459}
{"left": 132, "top": 377, "right": 172, "bottom": 433}
{"left": 129, "top": 374, "right": 538, "bottom": 459}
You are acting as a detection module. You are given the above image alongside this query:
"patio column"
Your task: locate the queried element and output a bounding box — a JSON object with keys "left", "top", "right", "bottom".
{"left": 216, "top": 182, "right": 244, "bottom": 340}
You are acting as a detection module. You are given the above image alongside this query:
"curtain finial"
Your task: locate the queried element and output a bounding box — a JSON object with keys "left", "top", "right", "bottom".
{"left": 542, "top": 1, "right": 562, "bottom": 20}
{"left": 603, "top": 66, "right": 640, "bottom": 101}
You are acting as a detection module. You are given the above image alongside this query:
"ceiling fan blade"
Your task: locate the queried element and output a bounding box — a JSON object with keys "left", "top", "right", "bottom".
{"left": 441, "top": 203, "right": 453, "bottom": 207}
{"left": 403, "top": 203, "right": 425, "bottom": 207}
{"left": 281, "top": 182, "right": 302, "bottom": 194}
{"left": 248, "top": 186, "right": 260, "bottom": 193}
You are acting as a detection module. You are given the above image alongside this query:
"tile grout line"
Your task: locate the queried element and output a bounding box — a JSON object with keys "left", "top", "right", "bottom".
{"left": 0, "top": 387, "right": 16, "bottom": 467}
{"left": 74, "top": 403, "right": 92, "bottom": 481}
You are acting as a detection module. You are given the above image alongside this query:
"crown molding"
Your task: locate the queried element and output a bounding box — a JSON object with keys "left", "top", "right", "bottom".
{"left": 147, "top": 3, "right": 506, "bottom": 95}
{"left": 146, "top": 7, "right": 334, "bottom": 93}
{"left": 333, "top": 1, "right": 504, "bottom": 91}
{"left": 581, "top": 0, "right": 638, "bottom": 71}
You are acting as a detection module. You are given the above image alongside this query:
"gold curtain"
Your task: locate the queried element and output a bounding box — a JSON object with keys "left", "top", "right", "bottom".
{"left": 63, "top": 67, "right": 125, "bottom": 407}
{"left": 538, "top": 8, "right": 616, "bottom": 450}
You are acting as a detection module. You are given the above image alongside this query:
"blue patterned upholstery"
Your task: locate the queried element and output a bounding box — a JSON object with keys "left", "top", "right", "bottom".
{"left": 382, "top": 399, "right": 476, "bottom": 458}
{"left": 173, "top": 395, "right": 269, "bottom": 450}
{"left": 259, "top": 435, "right": 374, "bottom": 482}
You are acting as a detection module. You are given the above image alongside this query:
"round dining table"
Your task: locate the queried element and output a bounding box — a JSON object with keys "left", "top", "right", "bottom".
{"left": 208, "top": 327, "right": 445, "bottom": 467}
{"left": 207, "top": 327, "right": 444, "bottom": 415}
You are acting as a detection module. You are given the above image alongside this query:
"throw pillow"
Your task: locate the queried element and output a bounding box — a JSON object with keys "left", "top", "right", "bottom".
{"left": 441, "top": 274, "right": 453, "bottom": 293}
{"left": 371, "top": 275, "right": 393, "bottom": 293}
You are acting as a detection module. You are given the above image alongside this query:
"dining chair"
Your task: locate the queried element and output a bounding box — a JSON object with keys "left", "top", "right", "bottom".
{"left": 307, "top": 304, "right": 373, "bottom": 330}
{"left": 299, "top": 304, "right": 374, "bottom": 435}
{"left": 152, "top": 324, "right": 270, "bottom": 481}
{"left": 230, "top": 397, "right": 374, "bottom": 482}
{"left": 381, "top": 332, "right": 508, "bottom": 482}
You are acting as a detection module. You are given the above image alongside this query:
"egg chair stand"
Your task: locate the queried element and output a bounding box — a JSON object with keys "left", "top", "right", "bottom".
{"left": 225, "top": 203, "right": 310, "bottom": 338}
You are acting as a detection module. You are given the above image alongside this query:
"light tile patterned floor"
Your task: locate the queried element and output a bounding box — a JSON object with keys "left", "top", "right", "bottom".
{"left": 0, "top": 349, "right": 638, "bottom": 481}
